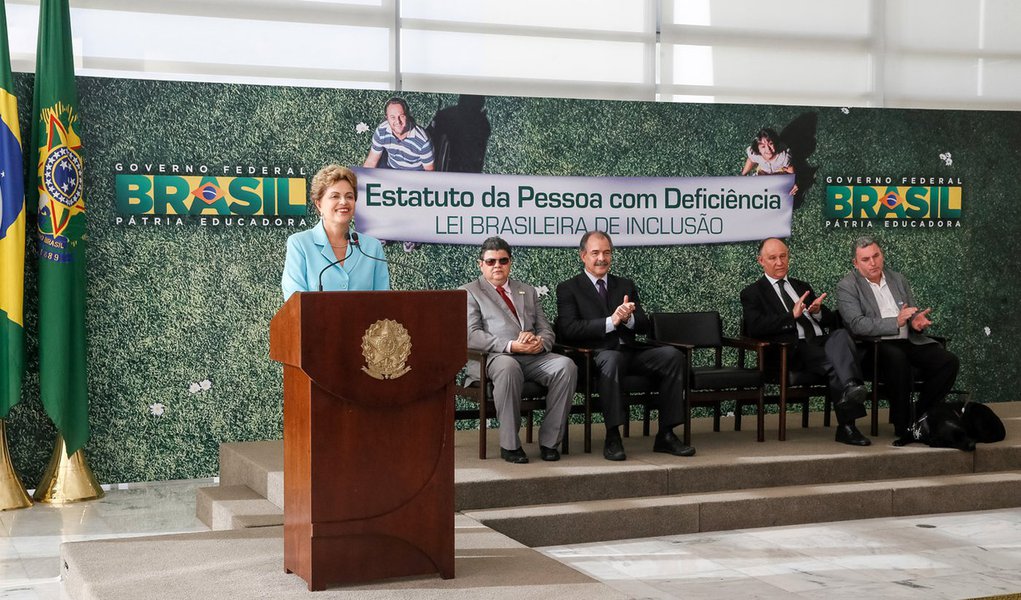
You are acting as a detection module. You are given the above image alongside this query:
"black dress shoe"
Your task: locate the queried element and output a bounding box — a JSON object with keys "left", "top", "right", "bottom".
{"left": 539, "top": 445, "right": 560, "bottom": 462}
{"left": 500, "top": 447, "right": 529, "bottom": 464}
{"left": 835, "top": 424, "right": 871, "bottom": 446}
{"left": 653, "top": 431, "right": 696, "bottom": 457}
{"left": 842, "top": 382, "right": 867, "bottom": 406}
{"left": 835, "top": 383, "right": 868, "bottom": 420}
{"left": 603, "top": 437, "right": 626, "bottom": 461}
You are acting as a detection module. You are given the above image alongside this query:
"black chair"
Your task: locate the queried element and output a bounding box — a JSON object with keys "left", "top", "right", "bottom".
{"left": 454, "top": 349, "right": 567, "bottom": 459}
{"left": 845, "top": 336, "right": 967, "bottom": 435}
{"left": 553, "top": 344, "right": 659, "bottom": 454}
{"left": 651, "top": 312, "right": 767, "bottom": 443}
{"left": 740, "top": 318, "right": 830, "bottom": 441}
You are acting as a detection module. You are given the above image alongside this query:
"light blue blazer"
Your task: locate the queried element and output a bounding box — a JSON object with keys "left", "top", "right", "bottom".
{"left": 281, "top": 221, "right": 390, "bottom": 300}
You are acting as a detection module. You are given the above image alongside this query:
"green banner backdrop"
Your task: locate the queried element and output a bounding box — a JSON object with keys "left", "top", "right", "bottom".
{"left": 6, "top": 73, "right": 1019, "bottom": 483}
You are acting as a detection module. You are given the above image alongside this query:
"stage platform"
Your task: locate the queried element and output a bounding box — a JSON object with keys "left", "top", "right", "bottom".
{"left": 60, "top": 402, "right": 1021, "bottom": 598}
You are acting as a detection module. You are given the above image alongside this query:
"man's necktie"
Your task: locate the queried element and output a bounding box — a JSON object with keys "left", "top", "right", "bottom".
{"left": 496, "top": 285, "right": 519, "bottom": 320}
{"left": 596, "top": 279, "right": 609, "bottom": 310}
{"left": 777, "top": 279, "right": 816, "bottom": 340}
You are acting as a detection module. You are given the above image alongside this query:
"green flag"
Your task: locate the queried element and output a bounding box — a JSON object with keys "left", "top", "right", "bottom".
{"left": 0, "top": 0, "right": 26, "bottom": 420}
{"left": 29, "top": 0, "right": 89, "bottom": 454}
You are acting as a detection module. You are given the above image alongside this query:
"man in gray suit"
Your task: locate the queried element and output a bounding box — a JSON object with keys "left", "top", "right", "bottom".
{"left": 836, "top": 236, "right": 960, "bottom": 437}
{"left": 462, "top": 237, "right": 577, "bottom": 463}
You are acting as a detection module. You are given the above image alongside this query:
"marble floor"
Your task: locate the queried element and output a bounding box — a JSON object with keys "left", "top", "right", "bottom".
{"left": 2, "top": 479, "right": 1020, "bottom": 600}
{"left": 539, "top": 510, "right": 1021, "bottom": 600}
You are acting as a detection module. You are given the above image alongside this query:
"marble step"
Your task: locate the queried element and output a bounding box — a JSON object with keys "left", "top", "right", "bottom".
{"left": 463, "top": 471, "right": 1021, "bottom": 547}
{"left": 213, "top": 436, "right": 1021, "bottom": 513}
{"left": 217, "top": 440, "right": 284, "bottom": 509}
{"left": 195, "top": 484, "right": 283, "bottom": 530}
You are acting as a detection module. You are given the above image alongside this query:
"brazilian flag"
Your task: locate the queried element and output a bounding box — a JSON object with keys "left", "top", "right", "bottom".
{"left": 0, "top": 0, "right": 26, "bottom": 421}
{"left": 28, "top": 0, "right": 90, "bottom": 454}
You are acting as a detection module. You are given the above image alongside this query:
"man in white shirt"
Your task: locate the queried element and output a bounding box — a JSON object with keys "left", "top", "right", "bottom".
{"left": 836, "top": 236, "right": 960, "bottom": 437}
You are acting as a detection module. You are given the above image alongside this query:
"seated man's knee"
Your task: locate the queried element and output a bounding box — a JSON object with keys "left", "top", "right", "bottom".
{"left": 551, "top": 355, "right": 578, "bottom": 382}
{"left": 488, "top": 355, "right": 524, "bottom": 383}
{"left": 943, "top": 350, "right": 961, "bottom": 373}
{"left": 595, "top": 350, "right": 625, "bottom": 374}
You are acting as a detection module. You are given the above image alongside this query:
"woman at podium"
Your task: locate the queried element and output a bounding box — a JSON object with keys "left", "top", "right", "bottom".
{"left": 282, "top": 165, "right": 390, "bottom": 300}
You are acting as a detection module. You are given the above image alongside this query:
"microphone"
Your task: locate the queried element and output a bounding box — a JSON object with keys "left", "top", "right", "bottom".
{"left": 349, "top": 233, "right": 433, "bottom": 290}
{"left": 316, "top": 230, "right": 354, "bottom": 292}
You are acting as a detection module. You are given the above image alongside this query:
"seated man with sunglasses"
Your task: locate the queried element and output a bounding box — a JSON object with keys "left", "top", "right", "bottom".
{"left": 461, "top": 236, "right": 578, "bottom": 463}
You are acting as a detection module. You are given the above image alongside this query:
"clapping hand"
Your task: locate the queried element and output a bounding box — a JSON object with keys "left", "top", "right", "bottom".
{"left": 612, "top": 294, "right": 636, "bottom": 327}
{"left": 910, "top": 308, "right": 933, "bottom": 332}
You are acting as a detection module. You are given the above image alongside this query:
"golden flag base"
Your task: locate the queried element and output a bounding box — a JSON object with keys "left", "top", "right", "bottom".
{"left": 33, "top": 433, "right": 104, "bottom": 504}
{"left": 0, "top": 420, "right": 33, "bottom": 511}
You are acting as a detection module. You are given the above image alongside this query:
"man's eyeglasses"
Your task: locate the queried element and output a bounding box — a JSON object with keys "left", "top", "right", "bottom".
{"left": 482, "top": 257, "right": 511, "bottom": 266}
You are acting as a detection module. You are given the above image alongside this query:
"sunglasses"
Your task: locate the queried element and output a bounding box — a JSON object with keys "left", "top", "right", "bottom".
{"left": 482, "top": 257, "right": 511, "bottom": 266}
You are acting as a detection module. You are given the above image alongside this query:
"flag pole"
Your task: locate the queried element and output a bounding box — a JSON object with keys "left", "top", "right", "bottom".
{"left": 32, "top": 433, "right": 102, "bottom": 504}
{"left": 0, "top": 420, "right": 31, "bottom": 510}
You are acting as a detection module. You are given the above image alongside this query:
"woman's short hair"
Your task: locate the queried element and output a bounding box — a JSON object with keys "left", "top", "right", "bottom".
{"left": 310, "top": 164, "right": 357, "bottom": 206}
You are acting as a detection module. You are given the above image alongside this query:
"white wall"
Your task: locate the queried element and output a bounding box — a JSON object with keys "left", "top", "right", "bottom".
{"left": 7, "top": 0, "right": 1021, "bottom": 109}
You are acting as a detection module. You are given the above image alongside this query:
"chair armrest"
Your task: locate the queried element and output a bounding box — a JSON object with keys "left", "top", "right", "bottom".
{"left": 552, "top": 343, "right": 595, "bottom": 359}
{"left": 725, "top": 336, "right": 767, "bottom": 369}
{"left": 853, "top": 335, "right": 883, "bottom": 343}
{"left": 466, "top": 349, "right": 488, "bottom": 363}
{"left": 723, "top": 336, "right": 767, "bottom": 351}
{"left": 654, "top": 340, "right": 695, "bottom": 352}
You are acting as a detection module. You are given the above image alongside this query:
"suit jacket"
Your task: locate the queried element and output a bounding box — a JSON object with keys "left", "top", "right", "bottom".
{"left": 740, "top": 275, "right": 838, "bottom": 344}
{"left": 281, "top": 221, "right": 390, "bottom": 300}
{"left": 554, "top": 271, "right": 650, "bottom": 349}
{"left": 461, "top": 276, "right": 555, "bottom": 379}
{"left": 836, "top": 268, "right": 936, "bottom": 345}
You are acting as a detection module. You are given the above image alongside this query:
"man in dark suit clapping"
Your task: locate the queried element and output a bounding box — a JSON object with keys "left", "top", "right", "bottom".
{"left": 555, "top": 231, "right": 694, "bottom": 461}
{"left": 741, "top": 238, "right": 870, "bottom": 446}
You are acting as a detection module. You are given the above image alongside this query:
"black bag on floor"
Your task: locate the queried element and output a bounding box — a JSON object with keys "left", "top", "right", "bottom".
{"left": 893, "top": 400, "right": 1006, "bottom": 451}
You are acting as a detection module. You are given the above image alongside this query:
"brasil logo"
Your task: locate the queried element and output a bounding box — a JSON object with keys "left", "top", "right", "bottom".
{"left": 115, "top": 171, "right": 307, "bottom": 226}
{"left": 823, "top": 176, "right": 962, "bottom": 229}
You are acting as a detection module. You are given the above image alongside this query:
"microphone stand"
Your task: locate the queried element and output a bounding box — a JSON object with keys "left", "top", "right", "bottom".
{"left": 316, "top": 230, "right": 354, "bottom": 292}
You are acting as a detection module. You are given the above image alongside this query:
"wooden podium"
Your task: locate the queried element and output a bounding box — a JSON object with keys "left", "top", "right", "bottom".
{"left": 269, "top": 290, "right": 466, "bottom": 591}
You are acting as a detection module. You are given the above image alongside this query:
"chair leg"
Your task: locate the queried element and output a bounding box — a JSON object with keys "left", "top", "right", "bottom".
{"left": 584, "top": 400, "right": 592, "bottom": 454}
{"left": 713, "top": 403, "right": 721, "bottom": 432}
{"left": 801, "top": 400, "right": 810, "bottom": 429}
{"left": 683, "top": 391, "right": 692, "bottom": 447}
{"left": 583, "top": 378, "right": 592, "bottom": 454}
{"left": 643, "top": 405, "right": 651, "bottom": 437}
{"left": 734, "top": 403, "right": 743, "bottom": 431}
{"left": 562, "top": 416, "right": 570, "bottom": 455}
{"left": 823, "top": 395, "right": 832, "bottom": 427}
{"left": 778, "top": 390, "right": 788, "bottom": 441}
{"left": 756, "top": 392, "right": 765, "bottom": 443}
{"left": 525, "top": 410, "right": 534, "bottom": 444}
{"left": 478, "top": 401, "right": 488, "bottom": 460}
{"left": 870, "top": 347, "right": 880, "bottom": 436}
{"left": 870, "top": 382, "right": 880, "bottom": 437}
